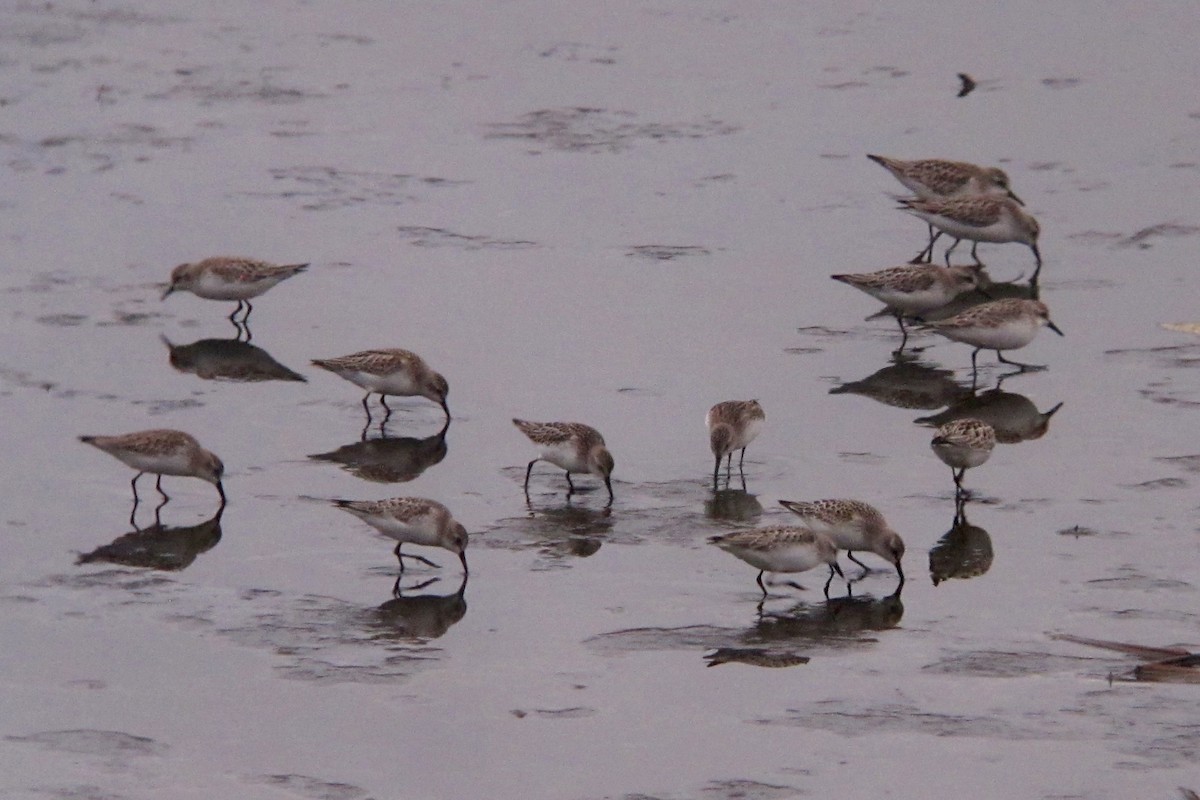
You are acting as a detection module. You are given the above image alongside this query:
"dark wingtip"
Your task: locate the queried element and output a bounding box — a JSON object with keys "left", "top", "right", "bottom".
{"left": 866, "top": 153, "right": 884, "bottom": 165}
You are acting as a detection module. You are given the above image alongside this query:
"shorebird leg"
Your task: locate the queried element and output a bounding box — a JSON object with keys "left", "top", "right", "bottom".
{"left": 361, "top": 393, "right": 373, "bottom": 418}
{"left": 846, "top": 551, "right": 870, "bottom": 573}
{"left": 911, "top": 228, "right": 940, "bottom": 263}
{"left": 393, "top": 542, "right": 440, "bottom": 571}
{"left": 737, "top": 447, "right": 748, "bottom": 474}
{"left": 943, "top": 237, "right": 962, "bottom": 266}
{"left": 241, "top": 300, "right": 254, "bottom": 322}
{"left": 523, "top": 459, "right": 538, "bottom": 493}
{"left": 604, "top": 476, "right": 614, "bottom": 505}
{"left": 712, "top": 457, "right": 721, "bottom": 490}
{"left": 379, "top": 394, "right": 391, "bottom": 413}
{"left": 228, "top": 301, "right": 243, "bottom": 323}
{"left": 564, "top": 471, "right": 576, "bottom": 493}
{"left": 970, "top": 242, "right": 982, "bottom": 266}
{"left": 155, "top": 474, "right": 170, "bottom": 500}
{"left": 895, "top": 312, "right": 910, "bottom": 352}
{"left": 995, "top": 351, "right": 1047, "bottom": 371}
{"left": 152, "top": 496, "right": 167, "bottom": 529}
{"left": 952, "top": 468, "right": 964, "bottom": 489}
{"left": 756, "top": 570, "right": 768, "bottom": 596}
{"left": 458, "top": 551, "right": 469, "bottom": 575}
{"left": 824, "top": 562, "right": 846, "bottom": 598}
{"left": 130, "top": 471, "right": 144, "bottom": 504}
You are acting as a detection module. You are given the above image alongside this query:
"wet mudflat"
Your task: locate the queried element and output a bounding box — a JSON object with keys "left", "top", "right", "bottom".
{"left": 1, "top": 2, "right": 1199, "bottom": 798}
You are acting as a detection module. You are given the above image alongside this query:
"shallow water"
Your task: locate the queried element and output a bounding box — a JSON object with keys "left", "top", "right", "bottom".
{"left": 2, "top": 2, "right": 1199, "bottom": 798}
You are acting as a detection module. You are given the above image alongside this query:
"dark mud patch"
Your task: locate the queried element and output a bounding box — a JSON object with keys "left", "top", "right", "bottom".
{"left": 922, "top": 649, "right": 1095, "bottom": 678}
{"left": 5, "top": 729, "right": 167, "bottom": 760}
{"left": 586, "top": 778, "right": 802, "bottom": 800}
{"left": 535, "top": 42, "right": 618, "bottom": 65}
{"left": 242, "top": 167, "right": 467, "bottom": 211}
{"left": 510, "top": 706, "right": 597, "bottom": 720}
{"left": 396, "top": 226, "right": 538, "bottom": 250}
{"left": 626, "top": 245, "right": 711, "bottom": 261}
{"left": 252, "top": 774, "right": 373, "bottom": 800}
{"left": 761, "top": 702, "right": 1050, "bottom": 740}
{"left": 1116, "top": 222, "right": 1200, "bottom": 249}
{"left": 485, "top": 108, "right": 739, "bottom": 153}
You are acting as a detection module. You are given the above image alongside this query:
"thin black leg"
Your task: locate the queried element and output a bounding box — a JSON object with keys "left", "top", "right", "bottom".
{"left": 131, "top": 472, "right": 143, "bottom": 504}
{"left": 996, "top": 351, "right": 1046, "bottom": 371}
{"left": 361, "top": 393, "right": 373, "bottom": 418}
{"left": 242, "top": 300, "right": 254, "bottom": 322}
{"left": 155, "top": 473, "right": 170, "bottom": 500}
{"left": 944, "top": 237, "right": 961, "bottom": 266}
{"left": 970, "top": 242, "right": 981, "bottom": 266}
{"left": 564, "top": 471, "right": 576, "bottom": 493}
{"left": 228, "top": 301, "right": 243, "bottom": 322}
{"left": 911, "top": 229, "right": 941, "bottom": 264}
{"left": 737, "top": 447, "right": 747, "bottom": 475}
{"left": 379, "top": 394, "right": 391, "bottom": 413}
{"left": 712, "top": 457, "right": 720, "bottom": 490}
{"left": 896, "top": 313, "right": 910, "bottom": 351}
{"left": 756, "top": 570, "right": 767, "bottom": 596}
{"left": 524, "top": 459, "right": 538, "bottom": 493}
{"left": 847, "top": 551, "right": 870, "bottom": 573}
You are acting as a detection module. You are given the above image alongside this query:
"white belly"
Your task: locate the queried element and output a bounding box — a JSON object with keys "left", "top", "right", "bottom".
{"left": 539, "top": 441, "right": 590, "bottom": 473}
{"left": 193, "top": 273, "right": 282, "bottom": 301}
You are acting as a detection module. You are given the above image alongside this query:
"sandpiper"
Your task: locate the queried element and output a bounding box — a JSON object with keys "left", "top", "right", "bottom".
{"left": 898, "top": 196, "right": 1042, "bottom": 281}
{"left": 513, "top": 419, "right": 614, "bottom": 502}
{"left": 923, "top": 298, "right": 1063, "bottom": 371}
{"left": 832, "top": 263, "right": 986, "bottom": 348}
{"left": 79, "top": 429, "right": 226, "bottom": 507}
{"left": 777, "top": 498, "right": 905, "bottom": 583}
{"left": 709, "top": 525, "right": 844, "bottom": 596}
{"left": 868, "top": 155, "right": 1023, "bottom": 263}
{"left": 706, "top": 400, "right": 765, "bottom": 486}
{"left": 868, "top": 155, "right": 1021, "bottom": 203}
{"left": 931, "top": 418, "right": 996, "bottom": 488}
{"left": 332, "top": 497, "right": 469, "bottom": 581}
{"left": 312, "top": 348, "right": 450, "bottom": 420}
{"left": 162, "top": 257, "right": 308, "bottom": 323}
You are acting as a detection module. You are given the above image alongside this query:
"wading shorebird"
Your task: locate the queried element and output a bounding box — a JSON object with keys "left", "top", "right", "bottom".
{"left": 79, "top": 429, "right": 226, "bottom": 524}
{"left": 312, "top": 348, "right": 450, "bottom": 422}
{"left": 709, "top": 525, "right": 845, "bottom": 597}
{"left": 513, "top": 419, "right": 614, "bottom": 503}
{"left": 706, "top": 399, "right": 765, "bottom": 487}
{"left": 832, "top": 263, "right": 986, "bottom": 350}
{"left": 162, "top": 257, "right": 308, "bottom": 323}
{"left": 332, "top": 496, "right": 469, "bottom": 591}
{"left": 898, "top": 196, "right": 1043, "bottom": 282}
{"left": 923, "top": 298, "right": 1063, "bottom": 373}
{"left": 777, "top": 498, "right": 905, "bottom": 584}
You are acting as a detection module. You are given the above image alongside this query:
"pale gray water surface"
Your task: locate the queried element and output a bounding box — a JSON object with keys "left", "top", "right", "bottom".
{"left": 2, "top": 2, "right": 1199, "bottom": 798}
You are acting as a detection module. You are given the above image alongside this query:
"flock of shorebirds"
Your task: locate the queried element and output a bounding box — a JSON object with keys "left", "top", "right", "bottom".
{"left": 78, "top": 153, "right": 1060, "bottom": 599}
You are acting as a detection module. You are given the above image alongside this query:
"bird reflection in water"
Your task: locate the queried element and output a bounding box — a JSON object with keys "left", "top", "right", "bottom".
{"left": 753, "top": 585, "right": 905, "bottom": 640}
{"left": 830, "top": 352, "right": 972, "bottom": 412}
{"left": 704, "top": 489, "right": 763, "bottom": 523}
{"left": 915, "top": 380, "right": 1063, "bottom": 445}
{"left": 372, "top": 575, "right": 468, "bottom": 641}
{"left": 309, "top": 421, "right": 449, "bottom": 484}
{"left": 76, "top": 507, "right": 224, "bottom": 571}
{"left": 929, "top": 499, "right": 993, "bottom": 586}
{"left": 516, "top": 500, "right": 611, "bottom": 560}
{"left": 161, "top": 333, "right": 307, "bottom": 382}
